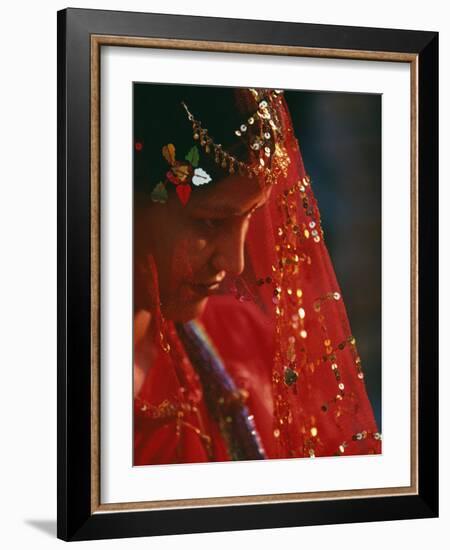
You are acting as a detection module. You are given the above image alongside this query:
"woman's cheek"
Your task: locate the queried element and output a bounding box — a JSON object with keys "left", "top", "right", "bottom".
{"left": 182, "top": 238, "right": 209, "bottom": 276}
{"left": 171, "top": 234, "right": 212, "bottom": 285}
{"left": 193, "top": 238, "right": 208, "bottom": 252}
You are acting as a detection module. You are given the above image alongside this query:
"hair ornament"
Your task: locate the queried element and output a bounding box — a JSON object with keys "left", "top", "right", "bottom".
{"left": 151, "top": 88, "right": 291, "bottom": 206}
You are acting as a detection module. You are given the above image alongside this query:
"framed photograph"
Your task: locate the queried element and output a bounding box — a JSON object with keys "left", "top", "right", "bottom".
{"left": 57, "top": 7, "right": 438, "bottom": 541}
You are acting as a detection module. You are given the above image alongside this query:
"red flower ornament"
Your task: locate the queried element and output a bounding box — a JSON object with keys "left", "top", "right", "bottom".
{"left": 150, "top": 143, "right": 211, "bottom": 206}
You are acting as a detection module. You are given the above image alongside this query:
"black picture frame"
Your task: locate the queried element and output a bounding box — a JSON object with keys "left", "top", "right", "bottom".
{"left": 57, "top": 7, "right": 438, "bottom": 541}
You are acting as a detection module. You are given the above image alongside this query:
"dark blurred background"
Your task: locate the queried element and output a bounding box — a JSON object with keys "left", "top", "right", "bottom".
{"left": 285, "top": 90, "right": 382, "bottom": 430}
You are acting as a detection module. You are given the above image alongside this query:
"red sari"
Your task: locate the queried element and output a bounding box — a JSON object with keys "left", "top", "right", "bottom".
{"left": 134, "top": 294, "right": 274, "bottom": 465}
{"left": 134, "top": 292, "right": 380, "bottom": 464}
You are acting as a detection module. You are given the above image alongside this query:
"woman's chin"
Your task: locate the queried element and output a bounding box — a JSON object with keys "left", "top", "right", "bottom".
{"left": 162, "top": 296, "right": 208, "bottom": 323}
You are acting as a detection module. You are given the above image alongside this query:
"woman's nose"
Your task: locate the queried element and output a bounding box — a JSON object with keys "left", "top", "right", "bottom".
{"left": 211, "top": 218, "right": 248, "bottom": 276}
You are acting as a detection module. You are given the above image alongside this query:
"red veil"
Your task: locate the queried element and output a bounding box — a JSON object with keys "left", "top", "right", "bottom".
{"left": 134, "top": 88, "right": 381, "bottom": 465}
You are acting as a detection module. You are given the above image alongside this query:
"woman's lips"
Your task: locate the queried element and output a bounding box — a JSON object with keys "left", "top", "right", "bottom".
{"left": 188, "top": 272, "right": 225, "bottom": 298}
{"left": 189, "top": 281, "right": 221, "bottom": 297}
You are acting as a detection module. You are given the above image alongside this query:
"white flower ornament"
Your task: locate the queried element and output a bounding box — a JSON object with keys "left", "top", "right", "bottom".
{"left": 192, "top": 167, "right": 212, "bottom": 186}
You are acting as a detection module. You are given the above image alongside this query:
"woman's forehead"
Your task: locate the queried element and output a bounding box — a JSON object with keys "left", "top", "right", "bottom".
{"left": 188, "top": 174, "right": 271, "bottom": 215}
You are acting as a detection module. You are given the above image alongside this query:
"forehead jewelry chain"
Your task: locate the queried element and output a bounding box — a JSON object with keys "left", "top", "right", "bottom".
{"left": 180, "top": 89, "right": 288, "bottom": 185}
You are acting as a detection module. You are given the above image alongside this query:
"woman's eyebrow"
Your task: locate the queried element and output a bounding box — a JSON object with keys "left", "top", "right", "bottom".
{"left": 193, "top": 201, "right": 265, "bottom": 217}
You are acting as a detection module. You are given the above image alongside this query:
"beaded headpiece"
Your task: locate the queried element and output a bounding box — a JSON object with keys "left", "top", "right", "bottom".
{"left": 150, "top": 88, "right": 291, "bottom": 206}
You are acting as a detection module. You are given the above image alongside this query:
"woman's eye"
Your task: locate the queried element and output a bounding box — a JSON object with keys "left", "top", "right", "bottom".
{"left": 204, "top": 219, "right": 219, "bottom": 229}
{"left": 194, "top": 212, "right": 252, "bottom": 233}
{"left": 196, "top": 218, "right": 223, "bottom": 231}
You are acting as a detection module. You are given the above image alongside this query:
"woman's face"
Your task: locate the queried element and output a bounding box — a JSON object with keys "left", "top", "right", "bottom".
{"left": 136, "top": 174, "right": 271, "bottom": 323}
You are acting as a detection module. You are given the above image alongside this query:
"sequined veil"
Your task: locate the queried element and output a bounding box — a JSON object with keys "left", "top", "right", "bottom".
{"left": 133, "top": 85, "right": 381, "bottom": 465}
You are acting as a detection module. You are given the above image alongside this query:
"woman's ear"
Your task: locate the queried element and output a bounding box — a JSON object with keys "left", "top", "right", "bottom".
{"left": 134, "top": 309, "right": 152, "bottom": 347}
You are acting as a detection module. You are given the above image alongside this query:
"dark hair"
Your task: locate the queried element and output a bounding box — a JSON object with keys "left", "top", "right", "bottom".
{"left": 133, "top": 83, "right": 259, "bottom": 196}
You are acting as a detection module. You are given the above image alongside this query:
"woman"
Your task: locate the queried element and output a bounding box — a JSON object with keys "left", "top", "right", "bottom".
{"left": 133, "top": 84, "right": 381, "bottom": 465}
